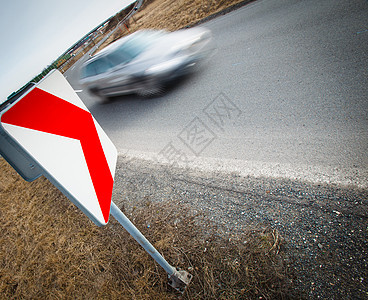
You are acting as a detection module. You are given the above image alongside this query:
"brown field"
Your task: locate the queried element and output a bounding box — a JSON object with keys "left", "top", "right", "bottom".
{"left": 104, "top": 0, "right": 253, "bottom": 45}
{"left": 1, "top": 0, "right": 298, "bottom": 299}
{"left": 71, "top": 0, "right": 254, "bottom": 62}
{"left": 0, "top": 159, "right": 295, "bottom": 299}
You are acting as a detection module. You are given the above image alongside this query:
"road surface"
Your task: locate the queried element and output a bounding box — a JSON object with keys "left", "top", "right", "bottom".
{"left": 65, "top": 0, "right": 368, "bottom": 188}
{"left": 64, "top": 1, "right": 368, "bottom": 297}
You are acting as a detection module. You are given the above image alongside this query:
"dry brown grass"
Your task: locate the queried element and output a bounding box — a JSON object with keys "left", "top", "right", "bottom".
{"left": 97, "top": 0, "right": 252, "bottom": 53}
{"left": 133, "top": 0, "right": 248, "bottom": 30}
{"left": 0, "top": 159, "right": 296, "bottom": 299}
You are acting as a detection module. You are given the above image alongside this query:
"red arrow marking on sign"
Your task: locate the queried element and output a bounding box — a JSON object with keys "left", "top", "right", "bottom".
{"left": 2, "top": 87, "right": 113, "bottom": 223}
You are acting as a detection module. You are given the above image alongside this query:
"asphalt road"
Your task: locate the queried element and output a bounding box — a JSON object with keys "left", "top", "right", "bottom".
{"left": 65, "top": 0, "right": 368, "bottom": 188}
{"left": 63, "top": 1, "right": 368, "bottom": 297}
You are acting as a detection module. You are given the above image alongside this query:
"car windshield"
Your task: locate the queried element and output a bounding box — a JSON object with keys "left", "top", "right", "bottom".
{"left": 106, "top": 31, "right": 164, "bottom": 65}
{"left": 81, "top": 30, "right": 165, "bottom": 78}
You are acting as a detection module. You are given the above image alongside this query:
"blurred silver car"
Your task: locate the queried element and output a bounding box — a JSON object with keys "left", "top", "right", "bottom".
{"left": 79, "top": 27, "right": 215, "bottom": 99}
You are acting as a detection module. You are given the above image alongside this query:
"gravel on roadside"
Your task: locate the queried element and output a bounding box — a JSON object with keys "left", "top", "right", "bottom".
{"left": 113, "top": 155, "right": 368, "bottom": 299}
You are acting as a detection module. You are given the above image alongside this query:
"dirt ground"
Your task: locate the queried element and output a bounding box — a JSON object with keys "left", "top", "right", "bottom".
{"left": 132, "top": 0, "right": 251, "bottom": 30}
{"left": 98, "top": 0, "right": 254, "bottom": 51}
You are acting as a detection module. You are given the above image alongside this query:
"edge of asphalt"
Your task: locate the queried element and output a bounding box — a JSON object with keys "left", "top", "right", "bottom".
{"left": 117, "top": 149, "right": 368, "bottom": 190}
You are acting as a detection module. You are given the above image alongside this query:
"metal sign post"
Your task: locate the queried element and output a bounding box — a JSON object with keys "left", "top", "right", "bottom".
{"left": 0, "top": 70, "right": 192, "bottom": 293}
{"left": 110, "top": 202, "right": 192, "bottom": 292}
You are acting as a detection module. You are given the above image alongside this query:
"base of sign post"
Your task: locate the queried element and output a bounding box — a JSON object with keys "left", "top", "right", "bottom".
{"left": 110, "top": 202, "right": 192, "bottom": 293}
{"left": 168, "top": 267, "right": 193, "bottom": 294}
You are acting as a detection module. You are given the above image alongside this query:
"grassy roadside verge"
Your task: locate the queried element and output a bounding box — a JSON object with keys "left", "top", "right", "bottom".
{"left": 0, "top": 157, "right": 296, "bottom": 299}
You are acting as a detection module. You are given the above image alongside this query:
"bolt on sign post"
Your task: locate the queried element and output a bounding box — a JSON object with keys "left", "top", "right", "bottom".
{"left": 0, "top": 70, "right": 192, "bottom": 293}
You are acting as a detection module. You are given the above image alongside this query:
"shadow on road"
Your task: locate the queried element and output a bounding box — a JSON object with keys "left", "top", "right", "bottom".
{"left": 87, "top": 71, "right": 200, "bottom": 128}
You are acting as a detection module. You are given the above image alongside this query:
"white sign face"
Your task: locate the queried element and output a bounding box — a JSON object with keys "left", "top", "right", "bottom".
{"left": 0, "top": 70, "right": 117, "bottom": 226}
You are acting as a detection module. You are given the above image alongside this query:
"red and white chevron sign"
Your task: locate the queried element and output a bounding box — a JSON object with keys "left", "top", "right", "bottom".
{"left": 0, "top": 70, "right": 117, "bottom": 226}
